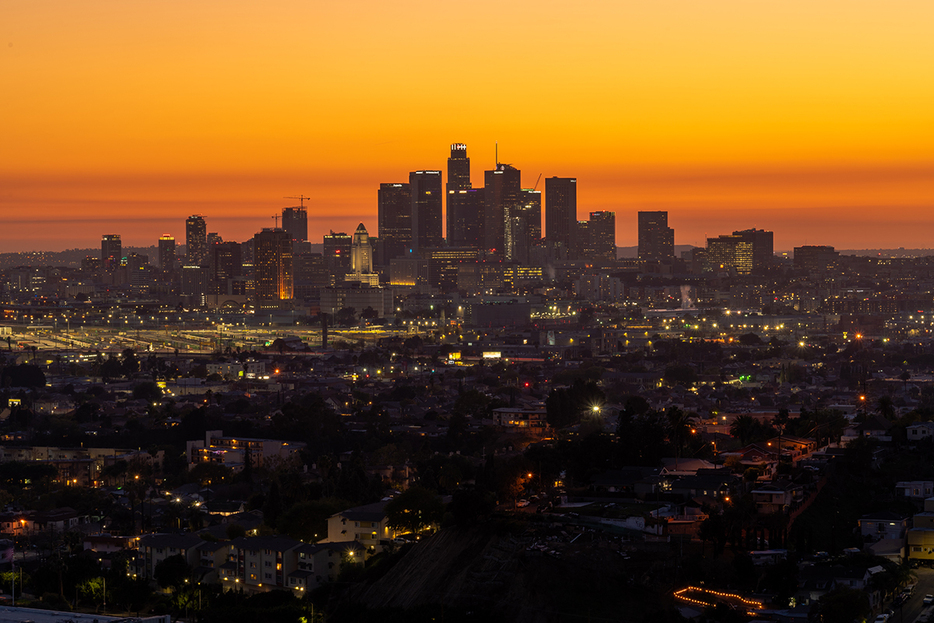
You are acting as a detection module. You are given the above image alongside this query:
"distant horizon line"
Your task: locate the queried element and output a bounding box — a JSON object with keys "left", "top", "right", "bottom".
{"left": 5, "top": 244, "right": 934, "bottom": 257}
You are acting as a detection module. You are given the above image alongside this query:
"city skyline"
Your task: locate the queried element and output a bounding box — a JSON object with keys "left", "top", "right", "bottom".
{"left": 3, "top": 1, "right": 934, "bottom": 252}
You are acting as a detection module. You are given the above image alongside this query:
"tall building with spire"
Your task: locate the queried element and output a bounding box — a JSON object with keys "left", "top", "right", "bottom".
{"left": 345, "top": 223, "right": 379, "bottom": 286}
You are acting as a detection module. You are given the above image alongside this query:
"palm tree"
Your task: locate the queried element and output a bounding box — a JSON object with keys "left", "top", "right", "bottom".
{"left": 730, "top": 414, "right": 758, "bottom": 445}
{"left": 667, "top": 407, "right": 695, "bottom": 458}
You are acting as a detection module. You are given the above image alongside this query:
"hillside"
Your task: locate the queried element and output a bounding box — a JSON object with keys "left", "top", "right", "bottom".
{"left": 338, "top": 519, "right": 682, "bottom": 623}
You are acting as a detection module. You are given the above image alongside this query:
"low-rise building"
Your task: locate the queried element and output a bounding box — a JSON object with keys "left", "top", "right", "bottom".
{"left": 323, "top": 501, "right": 399, "bottom": 551}
{"left": 218, "top": 535, "right": 302, "bottom": 594}
{"left": 288, "top": 541, "right": 363, "bottom": 592}
{"left": 186, "top": 430, "right": 305, "bottom": 472}
{"left": 896, "top": 481, "right": 934, "bottom": 500}
{"left": 134, "top": 534, "right": 205, "bottom": 580}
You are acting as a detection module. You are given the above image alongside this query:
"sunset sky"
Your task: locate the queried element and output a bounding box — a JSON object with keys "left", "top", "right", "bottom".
{"left": 2, "top": 0, "right": 933, "bottom": 253}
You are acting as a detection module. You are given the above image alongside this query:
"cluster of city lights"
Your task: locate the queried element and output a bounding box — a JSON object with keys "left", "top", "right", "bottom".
{"left": 673, "top": 586, "right": 764, "bottom": 614}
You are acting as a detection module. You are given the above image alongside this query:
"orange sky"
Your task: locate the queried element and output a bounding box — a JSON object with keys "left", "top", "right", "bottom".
{"left": 2, "top": 0, "right": 933, "bottom": 252}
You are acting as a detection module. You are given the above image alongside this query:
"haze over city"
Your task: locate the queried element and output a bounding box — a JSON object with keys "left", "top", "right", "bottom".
{"left": 6, "top": 3, "right": 934, "bottom": 623}
{"left": 3, "top": 0, "right": 934, "bottom": 252}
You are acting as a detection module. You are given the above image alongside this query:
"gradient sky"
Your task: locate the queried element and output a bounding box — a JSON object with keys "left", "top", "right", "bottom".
{"left": 2, "top": 0, "right": 933, "bottom": 253}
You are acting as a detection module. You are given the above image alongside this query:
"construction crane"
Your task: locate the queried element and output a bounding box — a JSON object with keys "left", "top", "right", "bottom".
{"left": 532, "top": 173, "right": 543, "bottom": 192}
{"left": 284, "top": 195, "right": 311, "bottom": 208}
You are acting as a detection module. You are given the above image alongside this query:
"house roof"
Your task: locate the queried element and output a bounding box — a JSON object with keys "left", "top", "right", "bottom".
{"left": 857, "top": 416, "right": 892, "bottom": 432}
{"left": 859, "top": 511, "right": 907, "bottom": 522}
{"left": 337, "top": 500, "right": 388, "bottom": 522}
{"left": 229, "top": 535, "right": 302, "bottom": 552}
{"left": 139, "top": 533, "right": 204, "bottom": 550}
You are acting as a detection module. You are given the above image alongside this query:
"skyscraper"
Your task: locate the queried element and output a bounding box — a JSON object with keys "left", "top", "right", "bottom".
{"left": 282, "top": 207, "right": 308, "bottom": 242}
{"left": 323, "top": 230, "right": 353, "bottom": 281}
{"left": 588, "top": 211, "right": 616, "bottom": 262}
{"left": 576, "top": 220, "right": 591, "bottom": 259}
{"left": 447, "top": 143, "right": 470, "bottom": 191}
{"left": 794, "top": 245, "right": 838, "bottom": 272}
{"left": 253, "top": 228, "right": 293, "bottom": 309}
{"left": 505, "top": 188, "right": 541, "bottom": 263}
{"left": 186, "top": 215, "right": 207, "bottom": 266}
{"left": 706, "top": 234, "right": 753, "bottom": 274}
{"left": 211, "top": 241, "right": 243, "bottom": 295}
{"left": 158, "top": 234, "right": 176, "bottom": 271}
{"left": 410, "top": 170, "right": 443, "bottom": 251}
{"left": 345, "top": 223, "right": 379, "bottom": 286}
{"left": 484, "top": 164, "right": 521, "bottom": 254}
{"left": 101, "top": 234, "right": 122, "bottom": 271}
{"left": 446, "top": 144, "right": 482, "bottom": 248}
{"left": 351, "top": 223, "right": 374, "bottom": 275}
{"left": 377, "top": 182, "right": 412, "bottom": 266}
{"left": 545, "top": 177, "right": 577, "bottom": 257}
{"left": 519, "top": 188, "right": 542, "bottom": 244}
{"left": 638, "top": 211, "right": 674, "bottom": 263}
{"left": 732, "top": 228, "right": 774, "bottom": 273}
{"left": 447, "top": 188, "right": 484, "bottom": 248}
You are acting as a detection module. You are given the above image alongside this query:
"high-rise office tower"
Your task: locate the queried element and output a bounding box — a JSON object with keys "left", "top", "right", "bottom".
{"left": 794, "top": 245, "right": 839, "bottom": 272}
{"left": 282, "top": 207, "right": 308, "bottom": 242}
{"left": 293, "top": 252, "right": 330, "bottom": 301}
{"left": 519, "top": 189, "right": 542, "bottom": 243}
{"left": 181, "top": 265, "right": 206, "bottom": 303}
{"left": 504, "top": 189, "right": 541, "bottom": 264}
{"left": 706, "top": 234, "right": 753, "bottom": 274}
{"left": 576, "top": 220, "right": 591, "bottom": 260}
{"left": 447, "top": 188, "right": 485, "bottom": 248}
{"left": 589, "top": 211, "right": 616, "bottom": 262}
{"left": 484, "top": 164, "right": 521, "bottom": 254}
{"left": 186, "top": 215, "right": 207, "bottom": 266}
{"left": 410, "top": 170, "right": 443, "bottom": 251}
{"left": 377, "top": 182, "right": 412, "bottom": 266}
{"left": 545, "top": 177, "right": 577, "bottom": 257}
{"left": 638, "top": 211, "right": 674, "bottom": 263}
{"left": 158, "top": 235, "right": 176, "bottom": 271}
{"left": 101, "top": 234, "right": 122, "bottom": 271}
{"left": 447, "top": 143, "right": 471, "bottom": 191}
{"left": 446, "top": 143, "right": 482, "bottom": 248}
{"left": 126, "top": 253, "right": 150, "bottom": 291}
{"left": 732, "top": 228, "right": 774, "bottom": 273}
{"left": 323, "top": 230, "right": 353, "bottom": 281}
{"left": 253, "top": 228, "right": 293, "bottom": 309}
{"left": 211, "top": 241, "right": 243, "bottom": 295}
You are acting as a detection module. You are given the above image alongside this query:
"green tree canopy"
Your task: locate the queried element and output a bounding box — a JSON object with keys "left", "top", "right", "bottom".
{"left": 154, "top": 554, "right": 191, "bottom": 591}
{"left": 385, "top": 486, "right": 444, "bottom": 535}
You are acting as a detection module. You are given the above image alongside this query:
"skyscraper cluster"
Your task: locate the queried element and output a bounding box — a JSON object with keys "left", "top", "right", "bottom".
{"left": 377, "top": 143, "right": 615, "bottom": 274}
